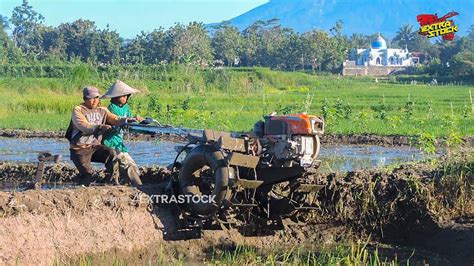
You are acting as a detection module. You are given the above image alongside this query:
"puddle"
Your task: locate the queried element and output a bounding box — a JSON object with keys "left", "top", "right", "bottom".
{"left": 318, "top": 145, "right": 425, "bottom": 172}
{"left": 0, "top": 137, "right": 427, "bottom": 172}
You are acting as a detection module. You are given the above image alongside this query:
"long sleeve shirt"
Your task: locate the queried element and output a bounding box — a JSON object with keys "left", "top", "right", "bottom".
{"left": 70, "top": 104, "right": 126, "bottom": 149}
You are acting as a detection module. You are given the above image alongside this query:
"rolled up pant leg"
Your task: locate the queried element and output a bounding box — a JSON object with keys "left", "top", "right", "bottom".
{"left": 117, "top": 152, "right": 143, "bottom": 186}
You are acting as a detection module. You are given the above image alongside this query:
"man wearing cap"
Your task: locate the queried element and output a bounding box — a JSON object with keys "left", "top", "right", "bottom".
{"left": 102, "top": 80, "right": 143, "bottom": 186}
{"left": 66, "top": 86, "right": 129, "bottom": 186}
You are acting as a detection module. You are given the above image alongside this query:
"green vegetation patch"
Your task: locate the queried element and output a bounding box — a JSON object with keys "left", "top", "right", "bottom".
{"left": 0, "top": 67, "right": 472, "bottom": 137}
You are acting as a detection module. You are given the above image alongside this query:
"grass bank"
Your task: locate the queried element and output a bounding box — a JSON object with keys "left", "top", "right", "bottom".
{"left": 0, "top": 67, "right": 472, "bottom": 136}
{"left": 63, "top": 242, "right": 407, "bottom": 265}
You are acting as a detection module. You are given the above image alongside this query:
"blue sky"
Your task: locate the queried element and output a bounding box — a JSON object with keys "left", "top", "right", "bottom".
{"left": 0, "top": 0, "right": 268, "bottom": 38}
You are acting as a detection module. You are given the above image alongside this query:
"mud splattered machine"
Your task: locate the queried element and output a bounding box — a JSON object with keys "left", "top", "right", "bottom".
{"left": 169, "top": 113, "right": 325, "bottom": 228}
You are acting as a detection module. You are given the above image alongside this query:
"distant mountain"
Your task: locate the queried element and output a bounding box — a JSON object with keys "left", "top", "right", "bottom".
{"left": 216, "top": 0, "right": 473, "bottom": 38}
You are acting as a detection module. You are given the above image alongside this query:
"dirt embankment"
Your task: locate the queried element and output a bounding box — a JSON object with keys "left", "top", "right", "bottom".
{"left": 2, "top": 128, "right": 473, "bottom": 146}
{"left": 0, "top": 162, "right": 171, "bottom": 185}
{"left": 0, "top": 185, "right": 348, "bottom": 264}
{"left": 0, "top": 156, "right": 472, "bottom": 264}
{"left": 0, "top": 186, "right": 161, "bottom": 264}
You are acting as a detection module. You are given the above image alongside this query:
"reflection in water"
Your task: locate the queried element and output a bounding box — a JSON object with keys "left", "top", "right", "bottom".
{"left": 0, "top": 137, "right": 425, "bottom": 173}
{"left": 318, "top": 145, "right": 423, "bottom": 172}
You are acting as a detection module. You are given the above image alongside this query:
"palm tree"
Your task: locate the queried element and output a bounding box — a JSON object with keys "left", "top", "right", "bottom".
{"left": 393, "top": 24, "right": 416, "bottom": 50}
{"left": 349, "top": 33, "right": 368, "bottom": 49}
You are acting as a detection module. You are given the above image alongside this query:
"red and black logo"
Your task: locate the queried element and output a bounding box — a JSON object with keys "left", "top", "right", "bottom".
{"left": 417, "top": 11, "right": 459, "bottom": 41}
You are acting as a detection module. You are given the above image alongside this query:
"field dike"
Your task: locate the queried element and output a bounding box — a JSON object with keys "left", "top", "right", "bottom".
{"left": 0, "top": 152, "right": 473, "bottom": 264}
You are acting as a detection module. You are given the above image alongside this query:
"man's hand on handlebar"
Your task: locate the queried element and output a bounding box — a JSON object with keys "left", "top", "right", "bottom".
{"left": 99, "top": 124, "right": 112, "bottom": 131}
{"left": 126, "top": 118, "right": 137, "bottom": 123}
{"left": 125, "top": 116, "right": 144, "bottom": 124}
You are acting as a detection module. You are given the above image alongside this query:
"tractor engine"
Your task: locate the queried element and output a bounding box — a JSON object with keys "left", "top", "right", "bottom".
{"left": 253, "top": 114, "right": 324, "bottom": 168}
{"left": 171, "top": 113, "right": 325, "bottom": 231}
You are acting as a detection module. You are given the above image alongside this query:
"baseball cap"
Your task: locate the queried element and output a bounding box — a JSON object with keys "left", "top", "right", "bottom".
{"left": 82, "top": 86, "right": 101, "bottom": 99}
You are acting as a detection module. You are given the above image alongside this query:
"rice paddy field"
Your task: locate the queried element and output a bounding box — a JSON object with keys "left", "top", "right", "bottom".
{"left": 0, "top": 67, "right": 472, "bottom": 137}
{"left": 0, "top": 66, "right": 473, "bottom": 264}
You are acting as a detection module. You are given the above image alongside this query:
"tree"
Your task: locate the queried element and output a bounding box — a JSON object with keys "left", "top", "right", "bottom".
{"left": 211, "top": 21, "right": 242, "bottom": 66}
{"left": 450, "top": 50, "right": 474, "bottom": 76}
{"left": 121, "top": 34, "right": 145, "bottom": 64}
{"left": 301, "top": 30, "right": 331, "bottom": 71}
{"left": 275, "top": 30, "right": 302, "bottom": 70}
{"left": 36, "top": 25, "right": 64, "bottom": 61}
{"left": 447, "top": 37, "right": 474, "bottom": 76}
{"left": 0, "top": 21, "right": 22, "bottom": 63}
{"left": 10, "top": 0, "right": 45, "bottom": 56}
{"left": 348, "top": 33, "right": 370, "bottom": 50}
{"left": 468, "top": 25, "right": 474, "bottom": 42}
{"left": 436, "top": 36, "right": 470, "bottom": 64}
{"left": 393, "top": 24, "right": 416, "bottom": 50}
{"left": 240, "top": 20, "right": 265, "bottom": 66}
{"left": 143, "top": 28, "right": 169, "bottom": 64}
{"left": 325, "top": 20, "right": 348, "bottom": 72}
{"left": 95, "top": 25, "right": 121, "bottom": 64}
{"left": 0, "top": 14, "right": 22, "bottom": 63}
{"left": 168, "top": 22, "right": 213, "bottom": 65}
{"left": 330, "top": 20, "right": 344, "bottom": 38}
{"left": 56, "top": 19, "right": 98, "bottom": 62}
{"left": 240, "top": 18, "right": 293, "bottom": 68}
{"left": 430, "top": 35, "right": 474, "bottom": 76}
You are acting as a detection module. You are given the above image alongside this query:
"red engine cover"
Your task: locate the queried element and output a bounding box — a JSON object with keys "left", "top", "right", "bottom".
{"left": 266, "top": 114, "right": 323, "bottom": 135}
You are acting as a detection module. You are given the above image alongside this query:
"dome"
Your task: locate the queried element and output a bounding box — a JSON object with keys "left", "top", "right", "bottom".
{"left": 371, "top": 34, "right": 387, "bottom": 49}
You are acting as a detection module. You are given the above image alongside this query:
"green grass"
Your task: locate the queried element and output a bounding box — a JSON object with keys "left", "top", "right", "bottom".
{"left": 0, "top": 67, "right": 472, "bottom": 136}
{"left": 58, "top": 241, "right": 409, "bottom": 265}
{"left": 206, "top": 243, "right": 401, "bottom": 265}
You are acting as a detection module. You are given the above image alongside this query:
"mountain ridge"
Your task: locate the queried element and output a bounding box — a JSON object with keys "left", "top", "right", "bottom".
{"left": 212, "top": 0, "right": 473, "bottom": 37}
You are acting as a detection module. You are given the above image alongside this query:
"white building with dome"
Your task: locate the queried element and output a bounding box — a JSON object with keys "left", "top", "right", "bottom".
{"left": 343, "top": 34, "right": 419, "bottom": 76}
{"left": 349, "top": 34, "right": 418, "bottom": 67}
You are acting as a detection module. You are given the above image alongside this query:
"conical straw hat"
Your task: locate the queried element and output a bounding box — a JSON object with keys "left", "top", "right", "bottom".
{"left": 101, "top": 80, "right": 139, "bottom": 99}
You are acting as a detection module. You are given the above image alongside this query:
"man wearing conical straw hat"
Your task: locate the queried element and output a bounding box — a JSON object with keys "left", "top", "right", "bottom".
{"left": 102, "top": 80, "right": 143, "bottom": 186}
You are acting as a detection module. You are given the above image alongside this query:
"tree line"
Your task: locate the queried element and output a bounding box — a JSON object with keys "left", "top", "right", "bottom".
{"left": 0, "top": 0, "right": 473, "bottom": 75}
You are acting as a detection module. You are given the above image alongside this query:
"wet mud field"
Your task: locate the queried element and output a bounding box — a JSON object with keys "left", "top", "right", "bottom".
{"left": 0, "top": 130, "right": 472, "bottom": 264}
{"left": 1, "top": 160, "right": 472, "bottom": 264}
{"left": 0, "top": 136, "right": 427, "bottom": 175}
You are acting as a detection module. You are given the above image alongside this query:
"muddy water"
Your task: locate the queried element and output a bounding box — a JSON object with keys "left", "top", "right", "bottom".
{"left": 318, "top": 145, "right": 425, "bottom": 172}
{"left": 0, "top": 137, "right": 178, "bottom": 166}
{"left": 0, "top": 137, "right": 428, "bottom": 173}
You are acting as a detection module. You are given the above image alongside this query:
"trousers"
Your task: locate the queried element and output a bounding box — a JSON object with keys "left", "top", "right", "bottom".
{"left": 70, "top": 145, "right": 119, "bottom": 185}
{"left": 117, "top": 152, "right": 143, "bottom": 186}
